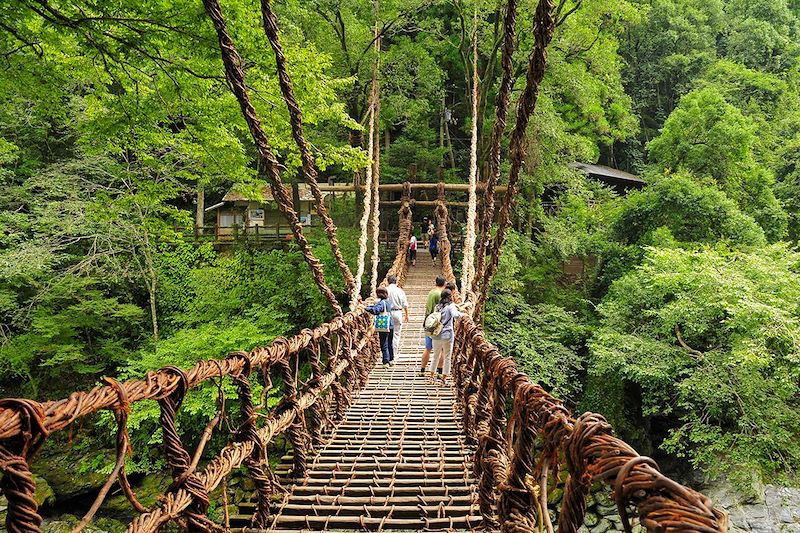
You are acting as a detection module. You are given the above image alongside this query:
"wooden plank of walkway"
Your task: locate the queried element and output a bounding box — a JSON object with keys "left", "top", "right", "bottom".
{"left": 231, "top": 261, "right": 482, "bottom": 531}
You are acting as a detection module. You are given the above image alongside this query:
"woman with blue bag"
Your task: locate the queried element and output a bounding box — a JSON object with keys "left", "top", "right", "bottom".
{"left": 366, "top": 286, "right": 395, "bottom": 366}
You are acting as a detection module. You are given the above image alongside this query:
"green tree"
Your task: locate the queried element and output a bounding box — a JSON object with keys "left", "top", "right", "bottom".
{"left": 647, "top": 87, "right": 787, "bottom": 240}
{"left": 619, "top": 0, "right": 725, "bottom": 142}
{"left": 590, "top": 244, "right": 800, "bottom": 486}
{"left": 612, "top": 173, "right": 766, "bottom": 248}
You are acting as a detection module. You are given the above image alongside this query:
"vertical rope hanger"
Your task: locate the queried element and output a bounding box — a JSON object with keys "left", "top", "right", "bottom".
{"left": 369, "top": 3, "right": 383, "bottom": 296}
{"left": 472, "top": 0, "right": 519, "bottom": 299}
{"left": 474, "top": 0, "right": 557, "bottom": 318}
{"left": 351, "top": 51, "right": 379, "bottom": 308}
{"left": 202, "top": 0, "right": 343, "bottom": 315}
{"left": 461, "top": 9, "right": 480, "bottom": 299}
{"left": 260, "top": 0, "right": 357, "bottom": 297}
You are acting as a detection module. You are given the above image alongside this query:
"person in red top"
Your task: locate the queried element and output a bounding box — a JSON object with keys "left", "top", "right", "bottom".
{"left": 408, "top": 234, "right": 417, "bottom": 266}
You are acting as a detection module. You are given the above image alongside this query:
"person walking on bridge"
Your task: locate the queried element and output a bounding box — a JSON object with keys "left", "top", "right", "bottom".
{"left": 429, "top": 232, "right": 439, "bottom": 265}
{"left": 429, "top": 288, "right": 463, "bottom": 384}
{"left": 366, "top": 286, "right": 395, "bottom": 366}
{"left": 408, "top": 234, "right": 418, "bottom": 266}
{"left": 419, "top": 275, "right": 446, "bottom": 376}
{"left": 386, "top": 275, "right": 409, "bottom": 357}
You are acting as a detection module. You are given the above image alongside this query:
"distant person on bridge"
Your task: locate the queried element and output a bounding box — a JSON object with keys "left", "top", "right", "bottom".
{"left": 419, "top": 275, "right": 446, "bottom": 376}
{"left": 408, "top": 234, "right": 418, "bottom": 266}
{"left": 428, "top": 288, "right": 463, "bottom": 384}
{"left": 421, "top": 217, "right": 430, "bottom": 248}
{"left": 386, "top": 275, "right": 409, "bottom": 357}
{"left": 429, "top": 232, "right": 439, "bottom": 265}
{"left": 366, "top": 286, "right": 395, "bottom": 366}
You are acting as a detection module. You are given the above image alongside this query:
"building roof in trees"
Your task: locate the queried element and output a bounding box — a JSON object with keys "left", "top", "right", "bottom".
{"left": 222, "top": 184, "right": 327, "bottom": 203}
{"left": 570, "top": 162, "right": 645, "bottom": 191}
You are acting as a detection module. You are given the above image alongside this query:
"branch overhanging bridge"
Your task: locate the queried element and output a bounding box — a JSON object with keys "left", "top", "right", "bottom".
{"left": 0, "top": 193, "right": 728, "bottom": 533}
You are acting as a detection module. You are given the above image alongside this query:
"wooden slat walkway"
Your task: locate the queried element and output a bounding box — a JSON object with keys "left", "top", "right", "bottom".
{"left": 233, "top": 261, "right": 482, "bottom": 531}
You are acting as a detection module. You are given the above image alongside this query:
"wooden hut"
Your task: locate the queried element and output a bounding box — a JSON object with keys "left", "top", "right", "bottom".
{"left": 208, "top": 184, "right": 326, "bottom": 240}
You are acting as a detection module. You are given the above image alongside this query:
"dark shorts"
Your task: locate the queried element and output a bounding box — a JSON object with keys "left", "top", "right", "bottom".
{"left": 430, "top": 248, "right": 438, "bottom": 258}
{"left": 425, "top": 336, "right": 433, "bottom": 350}
{"left": 409, "top": 249, "right": 417, "bottom": 260}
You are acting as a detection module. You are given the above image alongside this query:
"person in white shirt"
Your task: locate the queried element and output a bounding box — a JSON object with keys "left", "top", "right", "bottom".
{"left": 386, "top": 275, "right": 409, "bottom": 357}
{"left": 408, "top": 234, "right": 417, "bottom": 266}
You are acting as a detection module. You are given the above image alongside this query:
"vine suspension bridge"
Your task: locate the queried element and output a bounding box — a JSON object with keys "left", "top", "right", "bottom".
{"left": 0, "top": 0, "right": 730, "bottom": 530}
{"left": 0, "top": 190, "right": 727, "bottom": 532}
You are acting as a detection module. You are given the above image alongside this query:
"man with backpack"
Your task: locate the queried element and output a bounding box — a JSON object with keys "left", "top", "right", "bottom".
{"left": 419, "top": 275, "right": 446, "bottom": 376}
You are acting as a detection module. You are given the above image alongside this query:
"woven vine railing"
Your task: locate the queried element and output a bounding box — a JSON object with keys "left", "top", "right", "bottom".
{"left": 383, "top": 181, "right": 413, "bottom": 287}
{"left": 451, "top": 317, "right": 729, "bottom": 533}
{"left": 0, "top": 308, "right": 381, "bottom": 533}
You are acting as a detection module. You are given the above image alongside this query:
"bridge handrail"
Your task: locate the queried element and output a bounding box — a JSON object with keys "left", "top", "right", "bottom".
{"left": 0, "top": 306, "right": 379, "bottom": 532}
{"left": 452, "top": 316, "right": 728, "bottom": 532}
{"left": 383, "top": 182, "right": 413, "bottom": 287}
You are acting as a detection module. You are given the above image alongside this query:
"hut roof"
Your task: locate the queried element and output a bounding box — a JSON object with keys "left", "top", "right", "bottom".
{"left": 569, "top": 162, "right": 645, "bottom": 190}
{"left": 222, "top": 184, "right": 326, "bottom": 203}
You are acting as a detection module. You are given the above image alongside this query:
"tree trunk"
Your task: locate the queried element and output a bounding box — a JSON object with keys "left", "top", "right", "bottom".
{"left": 195, "top": 186, "right": 205, "bottom": 236}
{"left": 444, "top": 110, "right": 456, "bottom": 170}
{"left": 292, "top": 180, "right": 301, "bottom": 215}
{"left": 149, "top": 278, "right": 159, "bottom": 347}
{"left": 439, "top": 97, "right": 445, "bottom": 152}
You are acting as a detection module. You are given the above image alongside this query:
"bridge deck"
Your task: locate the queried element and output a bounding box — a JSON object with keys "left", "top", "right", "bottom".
{"left": 233, "top": 262, "right": 482, "bottom": 531}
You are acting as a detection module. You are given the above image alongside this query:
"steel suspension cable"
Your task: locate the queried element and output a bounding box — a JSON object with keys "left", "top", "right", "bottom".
{"left": 260, "top": 0, "right": 357, "bottom": 297}
{"left": 202, "top": 0, "right": 342, "bottom": 315}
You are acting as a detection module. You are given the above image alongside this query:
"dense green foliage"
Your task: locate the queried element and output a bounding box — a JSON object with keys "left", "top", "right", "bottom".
{"left": 2, "top": 0, "right": 800, "bottom": 502}
{"left": 591, "top": 245, "right": 800, "bottom": 486}
{"left": 481, "top": 0, "right": 800, "bottom": 489}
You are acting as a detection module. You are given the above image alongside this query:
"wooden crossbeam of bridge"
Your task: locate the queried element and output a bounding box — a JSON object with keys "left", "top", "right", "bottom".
{"left": 316, "top": 182, "right": 508, "bottom": 193}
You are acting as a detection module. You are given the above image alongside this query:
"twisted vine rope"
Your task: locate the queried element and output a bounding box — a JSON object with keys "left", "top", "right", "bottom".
{"left": 202, "top": 0, "right": 343, "bottom": 315}
{"left": 435, "top": 183, "right": 456, "bottom": 292}
{"left": 475, "top": 0, "right": 556, "bottom": 317}
{"left": 452, "top": 317, "right": 729, "bottom": 532}
{"left": 0, "top": 307, "right": 378, "bottom": 532}
{"left": 352, "top": 19, "right": 382, "bottom": 307}
{"left": 369, "top": 32, "right": 383, "bottom": 296}
{"left": 473, "top": 0, "right": 518, "bottom": 297}
{"left": 383, "top": 182, "right": 413, "bottom": 287}
{"left": 461, "top": 11, "right": 480, "bottom": 300}
{"left": 351, "top": 88, "right": 377, "bottom": 307}
{"left": 260, "top": 0, "right": 357, "bottom": 298}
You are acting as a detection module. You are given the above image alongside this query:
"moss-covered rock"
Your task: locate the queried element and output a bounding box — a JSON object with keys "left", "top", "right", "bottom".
{"left": 584, "top": 511, "right": 600, "bottom": 527}
{"left": 590, "top": 518, "right": 613, "bottom": 533}
{"left": 42, "top": 513, "right": 126, "bottom": 533}
{"left": 32, "top": 447, "right": 116, "bottom": 501}
{"left": 35, "top": 475, "right": 56, "bottom": 508}
{"left": 103, "top": 471, "right": 171, "bottom": 520}
{"left": 548, "top": 487, "right": 564, "bottom": 504}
